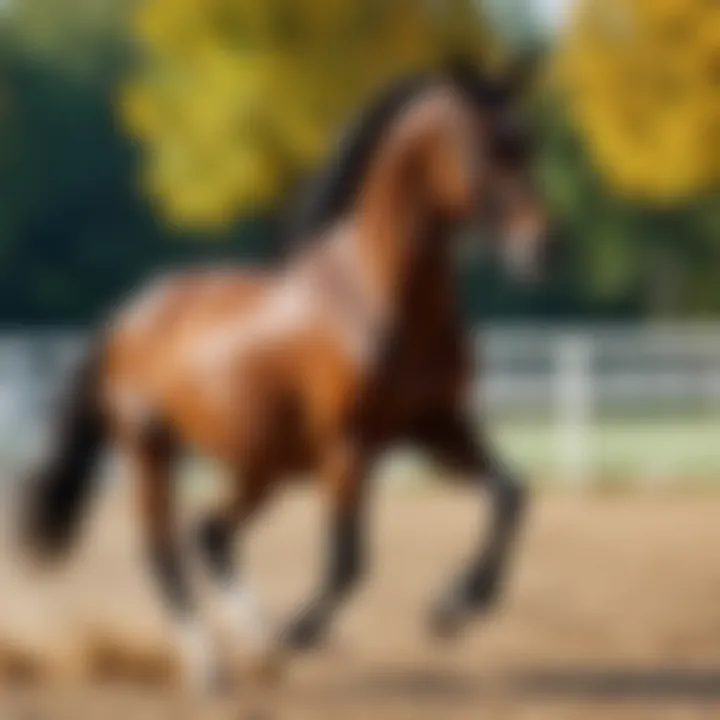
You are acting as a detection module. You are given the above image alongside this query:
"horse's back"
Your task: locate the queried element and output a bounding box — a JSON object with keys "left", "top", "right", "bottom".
{"left": 102, "top": 268, "right": 273, "bottom": 441}
{"left": 115, "top": 268, "right": 270, "bottom": 340}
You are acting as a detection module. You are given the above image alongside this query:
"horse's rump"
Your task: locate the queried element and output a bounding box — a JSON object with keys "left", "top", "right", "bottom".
{"left": 102, "top": 269, "right": 278, "bottom": 454}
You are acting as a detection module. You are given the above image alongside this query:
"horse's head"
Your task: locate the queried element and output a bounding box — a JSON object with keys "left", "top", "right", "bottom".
{"left": 448, "top": 58, "right": 549, "bottom": 280}
{"left": 286, "top": 61, "right": 548, "bottom": 281}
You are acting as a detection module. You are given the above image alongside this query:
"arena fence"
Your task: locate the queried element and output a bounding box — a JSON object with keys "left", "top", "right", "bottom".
{"left": 1, "top": 325, "right": 719, "bottom": 487}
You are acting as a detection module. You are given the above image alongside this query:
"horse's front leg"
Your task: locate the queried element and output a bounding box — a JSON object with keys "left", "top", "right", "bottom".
{"left": 415, "top": 412, "right": 528, "bottom": 637}
{"left": 281, "top": 439, "right": 368, "bottom": 650}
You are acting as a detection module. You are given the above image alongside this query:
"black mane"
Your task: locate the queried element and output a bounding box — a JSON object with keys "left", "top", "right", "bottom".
{"left": 283, "top": 73, "right": 433, "bottom": 245}
{"left": 283, "top": 62, "right": 510, "bottom": 248}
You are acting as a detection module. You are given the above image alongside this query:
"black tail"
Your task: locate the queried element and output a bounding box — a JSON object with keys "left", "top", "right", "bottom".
{"left": 21, "top": 336, "right": 107, "bottom": 560}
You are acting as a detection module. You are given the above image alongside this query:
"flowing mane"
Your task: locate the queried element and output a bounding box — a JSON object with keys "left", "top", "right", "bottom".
{"left": 284, "top": 61, "right": 515, "bottom": 248}
{"left": 284, "top": 74, "right": 433, "bottom": 244}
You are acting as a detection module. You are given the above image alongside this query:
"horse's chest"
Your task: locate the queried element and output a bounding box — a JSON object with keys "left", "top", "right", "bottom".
{"left": 383, "top": 342, "right": 442, "bottom": 397}
{"left": 358, "top": 328, "right": 462, "bottom": 434}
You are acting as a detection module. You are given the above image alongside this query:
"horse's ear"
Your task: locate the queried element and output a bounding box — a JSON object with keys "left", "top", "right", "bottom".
{"left": 503, "top": 49, "right": 543, "bottom": 98}
{"left": 444, "top": 53, "right": 508, "bottom": 107}
{"left": 445, "top": 50, "right": 542, "bottom": 101}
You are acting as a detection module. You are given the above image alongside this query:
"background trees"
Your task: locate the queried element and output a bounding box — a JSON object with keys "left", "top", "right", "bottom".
{"left": 122, "top": 0, "right": 496, "bottom": 227}
{"left": 0, "top": 0, "right": 717, "bottom": 324}
{"left": 542, "top": 0, "right": 720, "bottom": 314}
{"left": 556, "top": 0, "right": 718, "bottom": 203}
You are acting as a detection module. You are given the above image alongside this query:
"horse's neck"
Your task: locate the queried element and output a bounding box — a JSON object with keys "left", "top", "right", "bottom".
{"left": 350, "top": 153, "right": 456, "bottom": 329}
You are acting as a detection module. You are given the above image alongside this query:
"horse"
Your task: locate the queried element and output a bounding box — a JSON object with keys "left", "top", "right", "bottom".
{"left": 21, "top": 61, "right": 546, "bottom": 687}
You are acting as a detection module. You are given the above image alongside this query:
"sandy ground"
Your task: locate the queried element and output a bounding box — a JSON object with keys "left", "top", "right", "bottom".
{"left": 2, "top": 482, "right": 720, "bottom": 719}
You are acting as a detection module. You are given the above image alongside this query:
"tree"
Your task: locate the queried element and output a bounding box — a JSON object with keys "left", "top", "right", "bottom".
{"left": 536, "top": 86, "right": 720, "bottom": 317}
{"left": 0, "top": 4, "right": 279, "bottom": 326}
{"left": 121, "top": 0, "right": 497, "bottom": 229}
{"left": 536, "top": 0, "right": 720, "bottom": 317}
{"left": 555, "top": 0, "right": 719, "bottom": 204}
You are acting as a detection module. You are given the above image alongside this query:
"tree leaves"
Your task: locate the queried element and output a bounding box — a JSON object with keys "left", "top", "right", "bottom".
{"left": 122, "top": 0, "right": 494, "bottom": 229}
{"left": 556, "top": 0, "right": 719, "bottom": 204}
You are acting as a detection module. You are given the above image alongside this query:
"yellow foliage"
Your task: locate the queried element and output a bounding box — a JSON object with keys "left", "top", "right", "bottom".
{"left": 121, "top": 0, "right": 495, "bottom": 228}
{"left": 556, "top": 0, "right": 719, "bottom": 203}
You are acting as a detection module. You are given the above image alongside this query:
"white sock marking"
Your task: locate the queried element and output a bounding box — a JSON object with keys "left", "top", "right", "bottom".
{"left": 217, "top": 578, "right": 272, "bottom": 653}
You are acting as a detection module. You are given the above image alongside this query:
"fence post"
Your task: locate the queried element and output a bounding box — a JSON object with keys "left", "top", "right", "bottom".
{"left": 555, "top": 333, "right": 593, "bottom": 487}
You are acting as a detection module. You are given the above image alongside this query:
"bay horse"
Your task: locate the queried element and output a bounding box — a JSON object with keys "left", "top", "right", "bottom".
{"left": 22, "top": 62, "right": 546, "bottom": 686}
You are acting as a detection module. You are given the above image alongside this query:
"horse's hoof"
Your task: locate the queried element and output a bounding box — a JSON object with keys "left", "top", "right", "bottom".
{"left": 249, "top": 649, "right": 286, "bottom": 688}
{"left": 174, "top": 660, "right": 224, "bottom": 695}
{"left": 280, "top": 613, "right": 326, "bottom": 651}
{"left": 428, "top": 597, "right": 466, "bottom": 640}
{"left": 429, "top": 572, "right": 502, "bottom": 639}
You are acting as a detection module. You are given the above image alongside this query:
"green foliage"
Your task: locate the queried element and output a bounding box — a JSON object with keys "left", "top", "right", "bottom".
{"left": 122, "top": 0, "right": 497, "bottom": 228}
{"left": 0, "top": 23, "right": 279, "bottom": 325}
{"left": 0, "top": 0, "right": 717, "bottom": 324}
{"left": 536, "top": 90, "right": 720, "bottom": 314}
{"left": 556, "top": 0, "right": 719, "bottom": 203}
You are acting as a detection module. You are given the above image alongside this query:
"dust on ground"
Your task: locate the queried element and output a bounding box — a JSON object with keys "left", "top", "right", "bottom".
{"left": 1, "top": 482, "right": 720, "bottom": 719}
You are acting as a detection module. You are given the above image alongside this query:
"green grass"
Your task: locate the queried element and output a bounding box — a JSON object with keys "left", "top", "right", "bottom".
{"left": 490, "top": 416, "right": 720, "bottom": 487}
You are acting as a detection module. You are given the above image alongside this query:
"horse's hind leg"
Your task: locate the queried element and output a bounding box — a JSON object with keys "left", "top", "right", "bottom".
{"left": 194, "top": 465, "right": 274, "bottom": 654}
{"left": 281, "top": 439, "right": 368, "bottom": 650}
{"left": 414, "top": 413, "right": 528, "bottom": 636}
{"left": 125, "top": 424, "right": 214, "bottom": 688}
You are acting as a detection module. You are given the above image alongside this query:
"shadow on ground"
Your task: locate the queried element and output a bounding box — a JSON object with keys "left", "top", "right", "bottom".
{"left": 294, "top": 666, "right": 720, "bottom": 705}
{"left": 507, "top": 667, "right": 720, "bottom": 701}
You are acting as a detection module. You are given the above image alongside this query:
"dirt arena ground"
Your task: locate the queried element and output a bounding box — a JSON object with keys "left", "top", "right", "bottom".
{"left": 2, "top": 483, "right": 720, "bottom": 719}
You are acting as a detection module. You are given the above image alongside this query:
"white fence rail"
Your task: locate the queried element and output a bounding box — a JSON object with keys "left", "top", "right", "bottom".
{"left": 476, "top": 325, "right": 720, "bottom": 485}
{"left": 1, "top": 326, "right": 720, "bottom": 486}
